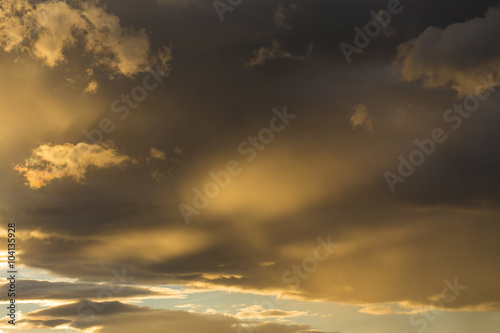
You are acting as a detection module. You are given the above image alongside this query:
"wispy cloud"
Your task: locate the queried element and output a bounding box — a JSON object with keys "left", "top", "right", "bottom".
{"left": 245, "top": 5, "right": 312, "bottom": 68}
{"left": 236, "top": 305, "right": 307, "bottom": 319}
{"left": 350, "top": 104, "right": 374, "bottom": 133}
{"left": 245, "top": 39, "right": 312, "bottom": 68}
{"left": 358, "top": 305, "right": 393, "bottom": 315}
{"left": 150, "top": 147, "right": 167, "bottom": 160}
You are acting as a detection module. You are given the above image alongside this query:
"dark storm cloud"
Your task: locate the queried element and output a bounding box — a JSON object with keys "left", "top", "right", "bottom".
{"left": 3, "top": 0, "right": 500, "bottom": 322}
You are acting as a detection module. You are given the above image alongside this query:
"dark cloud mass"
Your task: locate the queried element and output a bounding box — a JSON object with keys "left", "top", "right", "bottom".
{"left": 1, "top": 0, "right": 500, "bottom": 332}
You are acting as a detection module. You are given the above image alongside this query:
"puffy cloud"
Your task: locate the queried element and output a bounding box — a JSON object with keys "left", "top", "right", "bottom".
{"left": 0, "top": 0, "right": 171, "bottom": 77}
{"left": 14, "top": 143, "right": 130, "bottom": 189}
{"left": 349, "top": 104, "right": 373, "bottom": 133}
{"left": 32, "top": 0, "right": 87, "bottom": 66}
{"left": 395, "top": 5, "right": 500, "bottom": 96}
{"left": 80, "top": 1, "right": 151, "bottom": 76}
{"left": 245, "top": 39, "right": 313, "bottom": 68}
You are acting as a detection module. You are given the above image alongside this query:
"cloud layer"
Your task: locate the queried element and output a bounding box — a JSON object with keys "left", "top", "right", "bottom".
{"left": 19, "top": 300, "right": 324, "bottom": 333}
{"left": 2, "top": 0, "right": 500, "bottom": 332}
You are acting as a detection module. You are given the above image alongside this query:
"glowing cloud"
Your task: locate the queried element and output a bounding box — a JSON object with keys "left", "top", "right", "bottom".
{"left": 15, "top": 143, "right": 130, "bottom": 189}
{"left": 0, "top": 0, "right": 171, "bottom": 77}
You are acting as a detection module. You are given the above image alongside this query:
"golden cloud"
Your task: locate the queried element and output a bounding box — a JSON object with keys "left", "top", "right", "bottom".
{"left": 14, "top": 143, "right": 130, "bottom": 189}
{"left": 0, "top": 0, "right": 172, "bottom": 77}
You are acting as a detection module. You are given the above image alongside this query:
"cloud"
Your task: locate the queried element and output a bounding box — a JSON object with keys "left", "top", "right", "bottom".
{"left": 14, "top": 143, "right": 130, "bottom": 189}
{"left": 0, "top": 0, "right": 171, "bottom": 77}
{"left": 14, "top": 200, "right": 500, "bottom": 312}
{"left": 174, "top": 304, "right": 201, "bottom": 309}
{"left": 9, "top": 131, "right": 500, "bottom": 313}
{"left": 148, "top": 147, "right": 180, "bottom": 181}
{"left": 349, "top": 104, "right": 374, "bottom": 133}
{"left": 84, "top": 80, "right": 99, "bottom": 94}
{"left": 80, "top": 1, "right": 151, "bottom": 76}
{"left": 2, "top": 1, "right": 500, "bottom": 330}
{"left": 395, "top": 5, "right": 500, "bottom": 96}
{"left": 358, "top": 305, "right": 393, "bottom": 315}
{"left": 245, "top": 39, "right": 313, "bottom": 68}
{"left": 32, "top": 1, "right": 87, "bottom": 66}
{"left": 274, "top": 5, "right": 291, "bottom": 31}
{"left": 0, "top": 0, "right": 36, "bottom": 53}
{"left": 0, "top": 279, "right": 179, "bottom": 301}
{"left": 79, "top": 227, "right": 213, "bottom": 263}
{"left": 20, "top": 300, "right": 324, "bottom": 333}
{"left": 236, "top": 305, "right": 307, "bottom": 319}
{"left": 244, "top": 5, "right": 312, "bottom": 68}
{"left": 150, "top": 147, "right": 167, "bottom": 160}
{"left": 156, "top": 45, "right": 173, "bottom": 73}
{"left": 173, "top": 144, "right": 183, "bottom": 156}
{"left": 151, "top": 169, "right": 164, "bottom": 181}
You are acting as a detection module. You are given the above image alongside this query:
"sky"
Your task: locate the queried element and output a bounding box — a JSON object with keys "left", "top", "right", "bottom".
{"left": 1, "top": 0, "right": 500, "bottom": 332}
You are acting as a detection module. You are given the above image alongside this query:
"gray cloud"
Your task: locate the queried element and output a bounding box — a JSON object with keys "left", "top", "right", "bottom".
{"left": 395, "top": 5, "right": 500, "bottom": 96}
